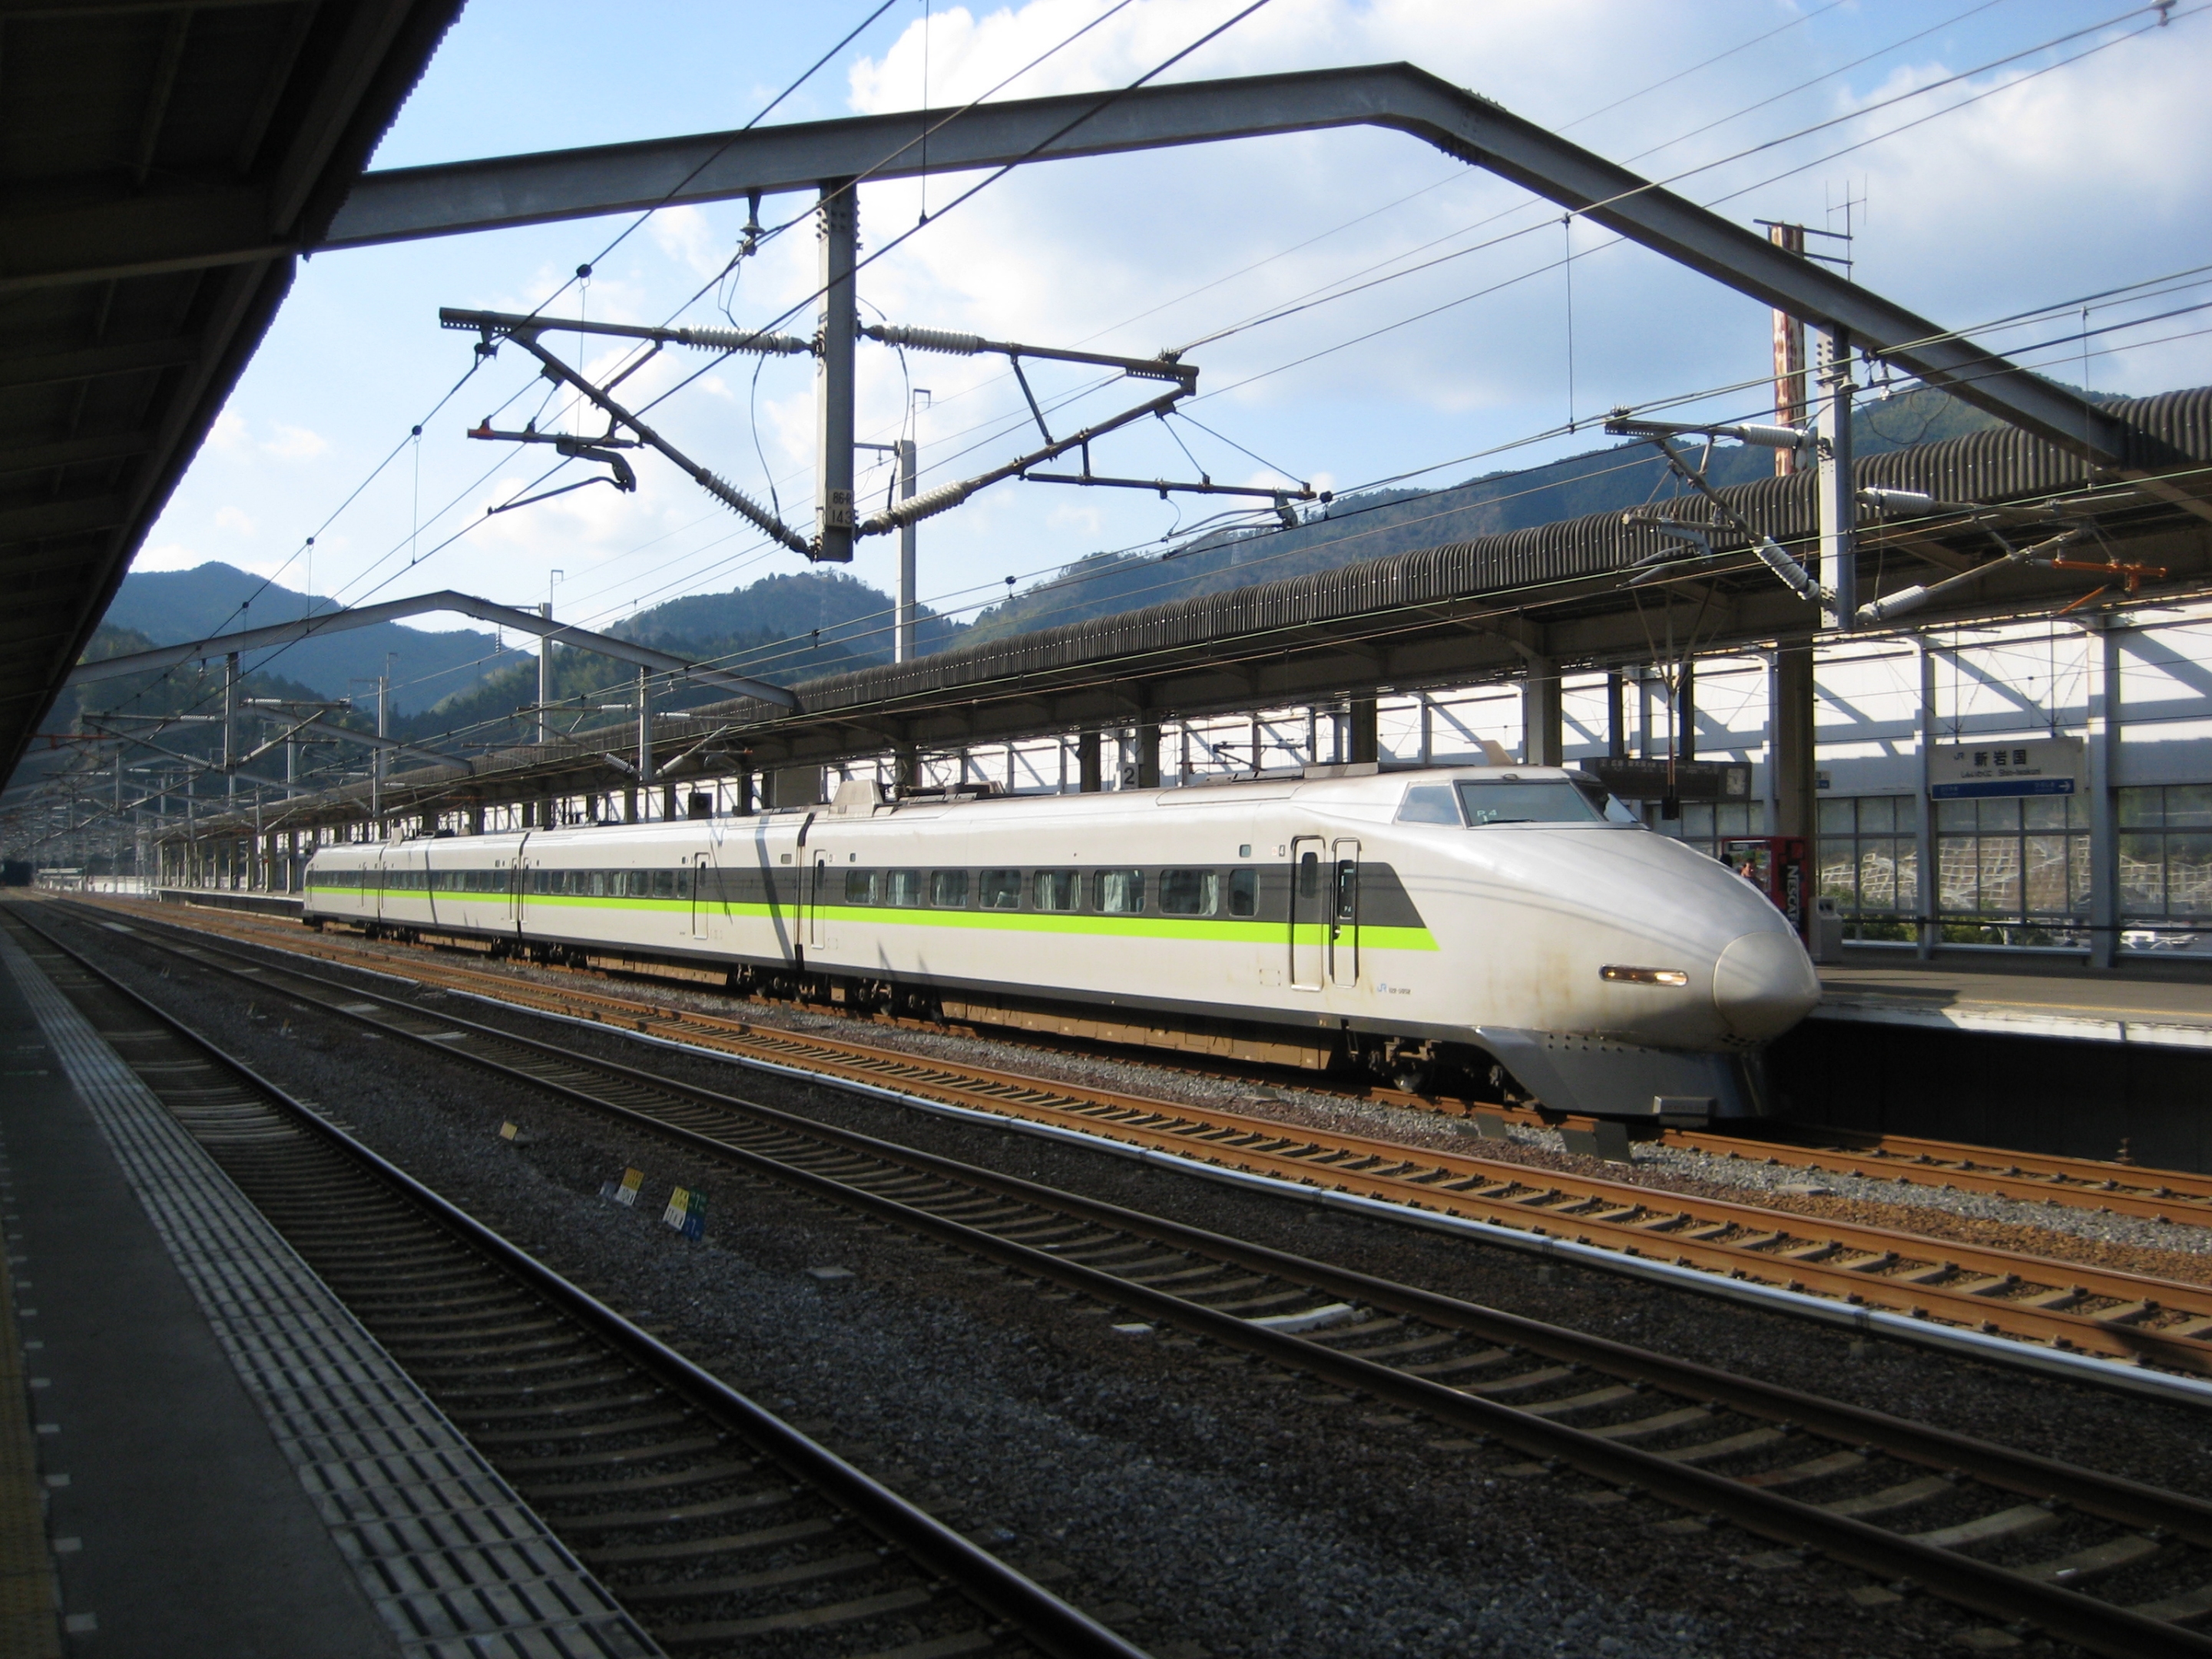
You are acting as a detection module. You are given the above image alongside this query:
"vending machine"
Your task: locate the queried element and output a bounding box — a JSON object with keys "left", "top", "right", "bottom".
{"left": 1720, "top": 837, "right": 1810, "bottom": 939}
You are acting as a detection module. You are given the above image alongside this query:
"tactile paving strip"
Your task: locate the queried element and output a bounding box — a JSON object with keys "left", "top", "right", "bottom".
{"left": 0, "top": 932, "right": 661, "bottom": 1659}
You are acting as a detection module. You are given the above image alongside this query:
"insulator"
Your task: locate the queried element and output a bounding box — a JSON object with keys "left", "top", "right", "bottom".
{"left": 670, "top": 325, "right": 812, "bottom": 356}
{"left": 692, "top": 468, "right": 811, "bottom": 551}
{"left": 866, "top": 323, "right": 986, "bottom": 356}
{"left": 863, "top": 478, "right": 976, "bottom": 534}
{"left": 1856, "top": 585, "right": 1930, "bottom": 626}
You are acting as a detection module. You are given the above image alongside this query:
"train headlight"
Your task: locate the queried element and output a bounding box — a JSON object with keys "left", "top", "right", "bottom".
{"left": 1600, "top": 965, "right": 1689, "bottom": 987}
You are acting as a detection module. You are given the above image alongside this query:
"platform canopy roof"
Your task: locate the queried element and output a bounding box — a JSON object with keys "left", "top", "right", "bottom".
{"left": 0, "top": 0, "right": 465, "bottom": 781}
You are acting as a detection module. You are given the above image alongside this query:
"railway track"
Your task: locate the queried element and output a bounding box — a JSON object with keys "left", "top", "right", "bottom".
{"left": 31, "top": 899, "right": 2212, "bottom": 1656}
{"left": 75, "top": 896, "right": 2212, "bottom": 1376}
{"left": 94, "top": 892, "right": 2212, "bottom": 1226}
{"left": 4, "top": 906, "right": 1142, "bottom": 1659}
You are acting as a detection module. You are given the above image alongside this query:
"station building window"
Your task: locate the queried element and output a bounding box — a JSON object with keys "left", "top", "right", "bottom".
{"left": 980, "top": 869, "right": 1022, "bottom": 909}
{"left": 1933, "top": 794, "right": 2089, "bottom": 944}
{"left": 1094, "top": 869, "right": 1144, "bottom": 913}
{"left": 2119, "top": 785, "right": 2212, "bottom": 929}
{"left": 1158, "top": 869, "right": 1218, "bottom": 916}
{"left": 1817, "top": 796, "right": 1922, "bottom": 942}
{"left": 1641, "top": 800, "right": 1767, "bottom": 857}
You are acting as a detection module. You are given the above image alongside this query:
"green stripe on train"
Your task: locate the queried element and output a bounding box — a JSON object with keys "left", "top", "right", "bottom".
{"left": 346, "top": 892, "right": 1439, "bottom": 952}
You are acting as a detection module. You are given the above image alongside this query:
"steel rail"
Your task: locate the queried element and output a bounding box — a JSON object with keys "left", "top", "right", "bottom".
{"left": 9, "top": 905, "right": 1146, "bottom": 1659}
{"left": 38, "top": 902, "right": 2212, "bottom": 1658}
{"left": 83, "top": 896, "right": 2212, "bottom": 1370}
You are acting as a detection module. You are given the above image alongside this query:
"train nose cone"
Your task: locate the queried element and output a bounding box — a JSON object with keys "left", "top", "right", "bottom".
{"left": 1712, "top": 929, "right": 1821, "bottom": 1041}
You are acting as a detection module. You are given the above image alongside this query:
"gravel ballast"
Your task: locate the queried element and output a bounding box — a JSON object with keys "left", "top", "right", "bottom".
{"left": 47, "top": 906, "right": 2212, "bottom": 1657}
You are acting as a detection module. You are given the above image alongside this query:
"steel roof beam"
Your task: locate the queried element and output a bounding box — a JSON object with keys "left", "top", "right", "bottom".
{"left": 61, "top": 588, "right": 803, "bottom": 710}
{"left": 328, "top": 61, "right": 2124, "bottom": 462}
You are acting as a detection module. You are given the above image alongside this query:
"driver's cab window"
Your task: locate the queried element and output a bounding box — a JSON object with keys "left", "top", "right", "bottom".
{"left": 1396, "top": 783, "right": 1461, "bottom": 825}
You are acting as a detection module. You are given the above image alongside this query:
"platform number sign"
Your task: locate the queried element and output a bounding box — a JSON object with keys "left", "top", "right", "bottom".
{"left": 663, "top": 1185, "right": 707, "bottom": 1240}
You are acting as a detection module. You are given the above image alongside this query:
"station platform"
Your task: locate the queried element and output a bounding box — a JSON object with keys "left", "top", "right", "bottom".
{"left": 0, "top": 925, "right": 655, "bottom": 1657}
{"left": 1812, "top": 955, "right": 2212, "bottom": 1050}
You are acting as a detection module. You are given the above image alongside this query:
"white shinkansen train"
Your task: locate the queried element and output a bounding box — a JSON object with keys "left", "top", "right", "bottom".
{"left": 300, "top": 764, "right": 1820, "bottom": 1121}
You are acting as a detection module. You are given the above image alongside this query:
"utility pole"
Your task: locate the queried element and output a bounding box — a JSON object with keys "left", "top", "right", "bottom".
{"left": 223, "top": 651, "right": 238, "bottom": 804}
{"left": 1814, "top": 323, "right": 1856, "bottom": 628}
{"left": 636, "top": 665, "right": 654, "bottom": 800}
{"left": 896, "top": 435, "right": 918, "bottom": 661}
{"left": 541, "top": 568, "right": 562, "bottom": 744}
{"left": 814, "top": 180, "right": 858, "bottom": 563}
{"left": 1767, "top": 224, "right": 1808, "bottom": 478}
{"left": 373, "top": 664, "right": 389, "bottom": 833}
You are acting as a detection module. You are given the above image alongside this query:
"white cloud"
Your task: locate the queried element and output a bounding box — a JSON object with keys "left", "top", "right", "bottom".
{"left": 214, "top": 505, "right": 257, "bottom": 536}
{"left": 261, "top": 423, "right": 329, "bottom": 461}
{"left": 206, "top": 409, "right": 250, "bottom": 454}
{"left": 132, "top": 541, "right": 204, "bottom": 573}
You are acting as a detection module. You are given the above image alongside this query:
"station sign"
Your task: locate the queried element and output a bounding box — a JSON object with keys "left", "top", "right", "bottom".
{"left": 1929, "top": 736, "right": 2085, "bottom": 800}
{"left": 1579, "top": 758, "right": 1753, "bottom": 803}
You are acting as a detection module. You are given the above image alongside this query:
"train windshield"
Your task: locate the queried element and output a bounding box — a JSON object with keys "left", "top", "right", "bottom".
{"left": 1455, "top": 778, "right": 1612, "bottom": 826}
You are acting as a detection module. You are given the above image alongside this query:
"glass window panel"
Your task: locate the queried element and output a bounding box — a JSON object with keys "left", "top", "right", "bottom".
{"left": 1334, "top": 862, "right": 1357, "bottom": 922}
{"left": 2119, "top": 834, "right": 2165, "bottom": 918}
{"left": 1894, "top": 840, "right": 1920, "bottom": 912}
{"left": 1938, "top": 800, "right": 1976, "bottom": 832}
{"left": 1858, "top": 840, "right": 1899, "bottom": 911}
{"left": 1817, "top": 799, "right": 1856, "bottom": 833}
{"left": 1094, "top": 869, "right": 1144, "bottom": 913}
{"left": 1396, "top": 784, "right": 1460, "bottom": 825}
{"left": 979, "top": 869, "right": 1022, "bottom": 909}
{"left": 1893, "top": 796, "right": 1918, "bottom": 831}
{"left": 1859, "top": 797, "right": 1896, "bottom": 834}
{"left": 1978, "top": 798, "right": 2021, "bottom": 833}
{"left": 2167, "top": 834, "right": 2212, "bottom": 917}
{"left": 1977, "top": 836, "right": 2022, "bottom": 916}
{"left": 885, "top": 869, "right": 924, "bottom": 907}
{"left": 1455, "top": 780, "right": 1602, "bottom": 824}
{"left": 1158, "top": 869, "right": 1217, "bottom": 916}
{"left": 1817, "top": 840, "right": 1857, "bottom": 906}
{"left": 1297, "top": 850, "right": 1321, "bottom": 899}
{"left": 1684, "top": 803, "right": 1715, "bottom": 839}
{"left": 1717, "top": 803, "right": 1750, "bottom": 836}
{"left": 590, "top": 872, "right": 608, "bottom": 897}
{"left": 929, "top": 869, "right": 969, "bottom": 908}
{"left": 1748, "top": 800, "right": 1767, "bottom": 834}
{"left": 1032, "top": 869, "right": 1078, "bottom": 912}
{"left": 2069, "top": 833, "right": 2091, "bottom": 914}
{"left": 843, "top": 869, "right": 876, "bottom": 905}
{"left": 651, "top": 869, "right": 677, "bottom": 900}
{"left": 2066, "top": 792, "right": 2091, "bottom": 830}
{"left": 2168, "top": 786, "right": 2212, "bottom": 829}
{"left": 1938, "top": 836, "right": 1980, "bottom": 914}
{"left": 1228, "top": 869, "right": 1257, "bottom": 917}
{"left": 2024, "top": 796, "right": 2069, "bottom": 831}
{"left": 2024, "top": 835, "right": 2071, "bottom": 916}
{"left": 2118, "top": 787, "right": 2162, "bottom": 827}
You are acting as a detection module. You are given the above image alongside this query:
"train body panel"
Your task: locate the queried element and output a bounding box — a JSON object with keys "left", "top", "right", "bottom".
{"left": 300, "top": 767, "right": 1820, "bottom": 1120}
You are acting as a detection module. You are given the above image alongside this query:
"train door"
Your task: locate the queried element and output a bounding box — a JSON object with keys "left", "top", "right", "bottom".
{"left": 1289, "top": 836, "right": 1326, "bottom": 990}
{"left": 1329, "top": 839, "right": 1360, "bottom": 987}
{"left": 509, "top": 832, "right": 531, "bottom": 941}
{"left": 807, "top": 850, "right": 830, "bottom": 950}
{"left": 690, "top": 851, "right": 712, "bottom": 939}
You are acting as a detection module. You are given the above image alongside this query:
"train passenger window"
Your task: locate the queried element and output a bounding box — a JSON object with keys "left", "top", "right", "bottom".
{"left": 1297, "top": 849, "right": 1320, "bottom": 898}
{"left": 1033, "top": 869, "right": 1078, "bottom": 912}
{"left": 591, "top": 871, "right": 608, "bottom": 897}
{"left": 1229, "top": 869, "right": 1257, "bottom": 917}
{"left": 844, "top": 869, "right": 877, "bottom": 905}
{"left": 1094, "top": 869, "right": 1144, "bottom": 914}
{"left": 1158, "top": 869, "right": 1217, "bottom": 916}
{"left": 885, "top": 869, "right": 924, "bottom": 907}
{"left": 1396, "top": 784, "right": 1462, "bottom": 825}
{"left": 930, "top": 869, "right": 969, "bottom": 907}
{"left": 651, "top": 869, "right": 678, "bottom": 901}
{"left": 979, "top": 869, "right": 1022, "bottom": 909}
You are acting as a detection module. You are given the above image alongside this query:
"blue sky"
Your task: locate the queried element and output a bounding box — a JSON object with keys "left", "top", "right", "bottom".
{"left": 139, "top": 0, "right": 2212, "bottom": 699}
